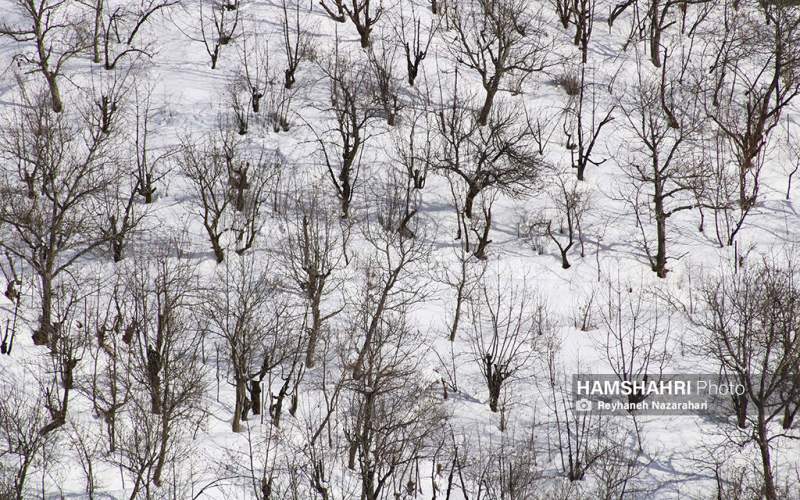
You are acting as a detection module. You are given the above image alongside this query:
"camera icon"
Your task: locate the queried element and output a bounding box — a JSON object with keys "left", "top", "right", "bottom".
{"left": 574, "top": 398, "right": 593, "bottom": 412}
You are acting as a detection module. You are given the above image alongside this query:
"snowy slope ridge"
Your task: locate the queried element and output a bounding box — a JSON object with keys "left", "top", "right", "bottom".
{"left": 0, "top": 0, "right": 799, "bottom": 498}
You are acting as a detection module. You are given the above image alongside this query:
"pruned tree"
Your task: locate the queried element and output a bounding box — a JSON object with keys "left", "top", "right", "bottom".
{"left": 448, "top": 0, "right": 552, "bottom": 125}
{"left": 281, "top": 0, "right": 312, "bottom": 89}
{"left": 366, "top": 34, "right": 402, "bottom": 126}
{"left": 196, "top": 0, "right": 240, "bottom": 69}
{"left": 131, "top": 84, "right": 172, "bottom": 204}
{"left": 320, "top": 0, "right": 384, "bottom": 48}
{"left": 179, "top": 128, "right": 275, "bottom": 262}
{"left": 392, "top": 3, "right": 438, "bottom": 86}
{"left": 468, "top": 275, "right": 551, "bottom": 412}
{"left": 0, "top": 0, "right": 88, "bottom": 112}
{"left": 571, "top": 0, "right": 599, "bottom": 63}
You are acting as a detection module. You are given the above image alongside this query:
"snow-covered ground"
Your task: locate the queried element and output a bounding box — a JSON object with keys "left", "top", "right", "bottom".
{"left": 0, "top": 0, "right": 799, "bottom": 498}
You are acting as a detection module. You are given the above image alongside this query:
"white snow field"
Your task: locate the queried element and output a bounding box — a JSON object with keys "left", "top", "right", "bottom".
{"left": 0, "top": 0, "right": 799, "bottom": 498}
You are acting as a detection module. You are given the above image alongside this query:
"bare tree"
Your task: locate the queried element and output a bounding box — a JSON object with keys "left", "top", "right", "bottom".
{"left": 597, "top": 275, "right": 672, "bottom": 406}
{"left": 433, "top": 243, "right": 486, "bottom": 342}
{"left": 195, "top": 0, "right": 240, "bottom": 69}
{"left": 571, "top": 0, "right": 599, "bottom": 63}
{"left": 349, "top": 212, "right": 432, "bottom": 381}
{"left": 0, "top": 384, "right": 59, "bottom": 500}
{"left": 705, "top": 1, "right": 800, "bottom": 244}
{"left": 280, "top": 189, "right": 349, "bottom": 368}
{"left": 131, "top": 85, "right": 172, "bottom": 204}
{"left": 543, "top": 171, "right": 591, "bottom": 269}
{"left": 342, "top": 311, "right": 445, "bottom": 499}
{"left": 123, "top": 253, "right": 206, "bottom": 488}
{"left": 202, "top": 255, "right": 291, "bottom": 432}
{"left": 85, "top": 0, "right": 177, "bottom": 70}
{"left": 320, "top": 0, "right": 384, "bottom": 48}
{"left": 281, "top": 0, "right": 312, "bottom": 89}
{"left": 431, "top": 93, "right": 545, "bottom": 220}
{"left": 690, "top": 254, "right": 800, "bottom": 500}
{"left": 0, "top": 0, "right": 87, "bottom": 112}
{"left": 617, "top": 59, "right": 707, "bottom": 278}
{"left": 0, "top": 94, "right": 114, "bottom": 346}
{"left": 468, "top": 275, "right": 550, "bottom": 412}
{"left": 448, "top": 0, "right": 552, "bottom": 126}
{"left": 367, "top": 34, "right": 402, "bottom": 126}
{"left": 561, "top": 64, "right": 614, "bottom": 181}
{"left": 392, "top": 3, "right": 438, "bottom": 86}
{"left": 312, "top": 52, "right": 378, "bottom": 218}
{"left": 179, "top": 128, "right": 275, "bottom": 262}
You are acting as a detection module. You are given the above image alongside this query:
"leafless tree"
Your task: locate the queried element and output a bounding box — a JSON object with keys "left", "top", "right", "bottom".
{"left": 392, "top": 3, "right": 438, "bottom": 86}
{"left": 237, "top": 30, "right": 274, "bottom": 115}
{"left": 433, "top": 243, "right": 486, "bottom": 343}
{"left": 280, "top": 189, "right": 349, "bottom": 368}
{"left": 548, "top": 359, "right": 617, "bottom": 482}
{"left": 543, "top": 171, "right": 591, "bottom": 269}
{"left": 571, "top": 0, "right": 599, "bottom": 63}
{"left": 179, "top": 128, "right": 275, "bottom": 262}
{"left": 689, "top": 254, "right": 800, "bottom": 500}
{"left": 196, "top": 0, "right": 240, "bottom": 69}
{"left": 281, "top": 0, "right": 312, "bottom": 89}
{"left": 0, "top": 94, "right": 114, "bottom": 346}
{"left": 597, "top": 275, "right": 672, "bottom": 406}
{"left": 37, "top": 283, "right": 89, "bottom": 436}
{"left": 131, "top": 85, "right": 172, "bottom": 204}
{"left": 348, "top": 212, "right": 432, "bottom": 380}
{"left": 0, "top": 0, "right": 88, "bottom": 112}
{"left": 0, "top": 384, "right": 59, "bottom": 500}
{"left": 451, "top": 426, "right": 543, "bottom": 498}
{"left": 561, "top": 64, "right": 614, "bottom": 181}
{"left": 448, "top": 0, "right": 552, "bottom": 125}
{"left": 84, "top": 0, "right": 177, "bottom": 69}
{"left": 342, "top": 311, "right": 445, "bottom": 499}
{"left": 320, "top": 0, "right": 384, "bottom": 48}
{"left": 312, "top": 52, "right": 378, "bottom": 218}
{"left": 468, "top": 275, "right": 551, "bottom": 412}
{"left": 431, "top": 92, "right": 545, "bottom": 220}
{"left": 617, "top": 57, "right": 708, "bottom": 278}
{"left": 79, "top": 278, "right": 134, "bottom": 454}
{"left": 122, "top": 253, "right": 206, "bottom": 488}
{"left": 705, "top": 1, "right": 800, "bottom": 244}
{"left": 367, "top": 34, "right": 402, "bottom": 126}
{"left": 202, "top": 255, "right": 291, "bottom": 432}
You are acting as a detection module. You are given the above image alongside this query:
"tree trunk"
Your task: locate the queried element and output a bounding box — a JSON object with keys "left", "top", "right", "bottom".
{"left": 45, "top": 72, "right": 64, "bottom": 113}
{"left": 305, "top": 300, "right": 322, "bottom": 368}
{"left": 248, "top": 379, "right": 261, "bottom": 416}
{"left": 477, "top": 85, "right": 498, "bottom": 126}
{"left": 756, "top": 415, "right": 778, "bottom": 500}
{"left": 92, "top": 0, "right": 103, "bottom": 64}
{"left": 33, "top": 273, "right": 54, "bottom": 346}
{"left": 232, "top": 377, "right": 246, "bottom": 432}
